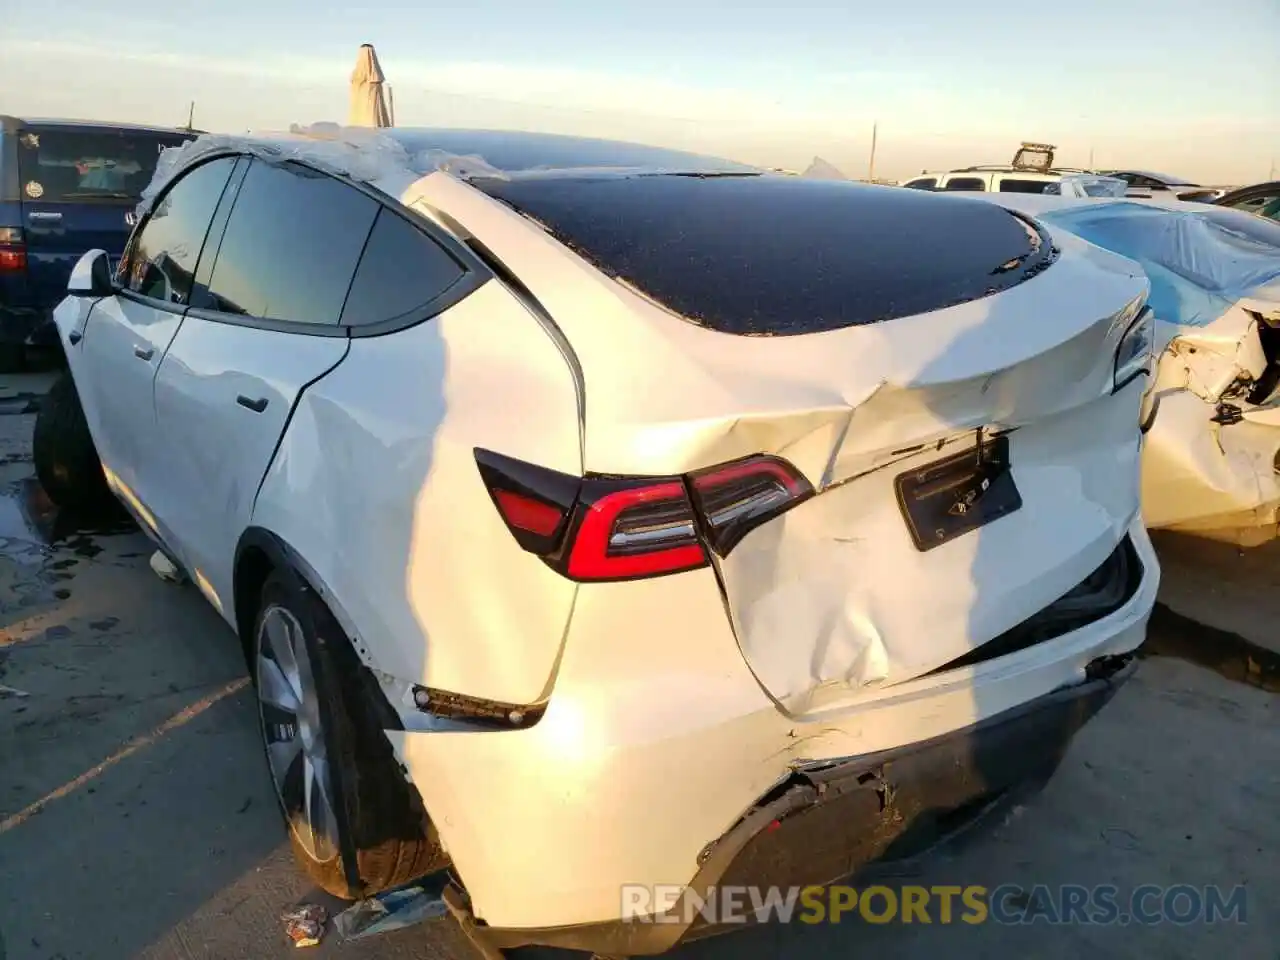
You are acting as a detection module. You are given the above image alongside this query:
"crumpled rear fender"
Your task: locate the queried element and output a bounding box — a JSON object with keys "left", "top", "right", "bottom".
{"left": 1142, "top": 300, "right": 1280, "bottom": 544}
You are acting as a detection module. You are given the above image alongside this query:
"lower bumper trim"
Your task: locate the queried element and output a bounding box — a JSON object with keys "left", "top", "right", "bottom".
{"left": 453, "top": 653, "right": 1136, "bottom": 956}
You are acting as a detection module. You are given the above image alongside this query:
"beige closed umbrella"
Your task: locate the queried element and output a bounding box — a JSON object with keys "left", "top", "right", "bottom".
{"left": 349, "top": 43, "right": 392, "bottom": 127}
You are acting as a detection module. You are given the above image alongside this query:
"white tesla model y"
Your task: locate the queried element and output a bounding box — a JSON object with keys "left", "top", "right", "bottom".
{"left": 37, "top": 128, "right": 1159, "bottom": 956}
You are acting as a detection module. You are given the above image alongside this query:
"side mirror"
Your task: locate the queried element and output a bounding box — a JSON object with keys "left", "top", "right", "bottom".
{"left": 68, "top": 249, "right": 114, "bottom": 298}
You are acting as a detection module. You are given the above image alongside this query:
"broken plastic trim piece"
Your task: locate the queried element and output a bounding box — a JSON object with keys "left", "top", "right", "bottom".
{"left": 475, "top": 448, "right": 814, "bottom": 581}
{"left": 410, "top": 684, "right": 546, "bottom": 730}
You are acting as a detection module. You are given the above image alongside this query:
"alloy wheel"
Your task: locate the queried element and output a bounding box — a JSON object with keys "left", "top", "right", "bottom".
{"left": 256, "top": 604, "right": 339, "bottom": 862}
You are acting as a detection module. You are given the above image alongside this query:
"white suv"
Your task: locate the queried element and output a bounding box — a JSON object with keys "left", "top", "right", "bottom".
{"left": 39, "top": 127, "right": 1158, "bottom": 957}
{"left": 901, "top": 165, "right": 1087, "bottom": 193}
{"left": 903, "top": 142, "right": 1087, "bottom": 194}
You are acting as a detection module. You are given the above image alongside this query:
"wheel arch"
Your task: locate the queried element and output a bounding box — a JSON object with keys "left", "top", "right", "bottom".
{"left": 233, "top": 527, "right": 365, "bottom": 665}
{"left": 235, "top": 528, "right": 445, "bottom": 898}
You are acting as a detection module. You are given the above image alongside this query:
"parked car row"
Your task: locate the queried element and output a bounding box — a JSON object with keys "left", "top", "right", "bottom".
{"left": 898, "top": 142, "right": 1269, "bottom": 210}
{"left": 35, "top": 125, "right": 1162, "bottom": 957}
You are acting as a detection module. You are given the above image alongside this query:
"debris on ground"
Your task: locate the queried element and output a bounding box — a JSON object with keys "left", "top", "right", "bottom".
{"left": 281, "top": 903, "right": 328, "bottom": 948}
{"left": 333, "top": 885, "right": 448, "bottom": 941}
{"left": 148, "top": 550, "right": 186, "bottom": 584}
{"left": 0, "top": 683, "right": 30, "bottom": 698}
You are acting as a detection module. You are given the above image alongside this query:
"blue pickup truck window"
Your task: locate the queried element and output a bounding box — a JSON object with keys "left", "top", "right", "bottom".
{"left": 17, "top": 128, "right": 189, "bottom": 203}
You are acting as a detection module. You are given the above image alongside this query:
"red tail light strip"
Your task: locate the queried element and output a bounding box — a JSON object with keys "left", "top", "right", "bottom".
{"left": 567, "top": 482, "right": 706, "bottom": 580}
{"left": 476, "top": 448, "right": 813, "bottom": 582}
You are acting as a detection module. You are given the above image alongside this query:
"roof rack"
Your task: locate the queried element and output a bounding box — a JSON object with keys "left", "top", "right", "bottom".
{"left": 950, "top": 163, "right": 1076, "bottom": 176}
{"left": 1011, "top": 141, "right": 1057, "bottom": 173}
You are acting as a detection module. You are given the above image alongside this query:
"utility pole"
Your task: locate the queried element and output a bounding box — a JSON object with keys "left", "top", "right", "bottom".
{"left": 1089, "top": 145, "right": 1095, "bottom": 170}
{"left": 186, "top": 101, "right": 195, "bottom": 131}
{"left": 868, "top": 121, "right": 878, "bottom": 182}
{"left": 387, "top": 85, "right": 396, "bottom": 127}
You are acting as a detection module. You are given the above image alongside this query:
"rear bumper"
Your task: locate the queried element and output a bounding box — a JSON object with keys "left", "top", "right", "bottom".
{"left": 395, "top": 519, "right": 1158, "bottom": 936}
{"left": 454, "top": 653, "right": 1137, "bottom": 956}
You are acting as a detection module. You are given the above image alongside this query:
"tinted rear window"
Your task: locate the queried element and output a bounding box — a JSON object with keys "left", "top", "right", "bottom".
{"left": 339, "top": 209, "right": 467, "bottom": 327}
{"left": 478, "top": 174, "right": 1055, "bottom": 336}
{"left": 16, "top": 127, "right": 191, "bottom": 202}
{"left": 944, "top": 177, "right": 986, "bottom": 191}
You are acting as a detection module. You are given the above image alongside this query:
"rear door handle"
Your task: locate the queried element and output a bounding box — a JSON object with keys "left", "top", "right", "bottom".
{"left": 134, "top": 345, "right": 154, "bottom": 360}
{"left": 236, "top": 395, "right": 268, "bottom": 413}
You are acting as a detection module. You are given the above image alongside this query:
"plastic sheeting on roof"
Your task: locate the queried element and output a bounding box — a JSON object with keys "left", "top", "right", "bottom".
{"left": 137, "top": 124, "right": 508, "bottom": 217}
{"left": 1037, "top": 201, "right": 1280, "bottom": 328}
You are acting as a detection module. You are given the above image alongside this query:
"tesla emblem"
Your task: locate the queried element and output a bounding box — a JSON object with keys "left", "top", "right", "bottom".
{"left": 124, "top": 211, "right": 138, "bottom": 227}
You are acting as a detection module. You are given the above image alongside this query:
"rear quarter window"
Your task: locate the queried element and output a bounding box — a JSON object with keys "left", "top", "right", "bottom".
{"left": 16, "top": 127, "right": 191, "bottom": 203}
{"left": 339, "top": 208, "right": 467, "bottom": 328}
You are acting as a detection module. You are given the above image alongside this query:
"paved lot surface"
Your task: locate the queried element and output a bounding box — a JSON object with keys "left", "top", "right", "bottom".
{"left": 1, "top": 371, "right": 1276, "bottom": 959}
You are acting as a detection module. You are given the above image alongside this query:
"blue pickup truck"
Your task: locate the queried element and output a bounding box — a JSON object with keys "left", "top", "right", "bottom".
{"left": 0, "top": 116, "right": 196, "bottom": 370}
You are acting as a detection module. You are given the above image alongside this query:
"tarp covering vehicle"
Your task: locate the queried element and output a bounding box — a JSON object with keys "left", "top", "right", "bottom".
{"left": 979, "top": 193, "right": 1280, "bottom": 545}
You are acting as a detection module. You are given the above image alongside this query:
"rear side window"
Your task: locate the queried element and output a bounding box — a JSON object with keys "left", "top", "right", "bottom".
{"left": 16, "top": 127, "right": 190, "bottom": 203}
{"left": 202, "top": 160, "right": 378, "bottom": 326}
{"left": 125, "top": 156, "right": 237, "bottom": 306}
{"left": 998, "top": 179, "right": 1049, "bottom": 194}
{"left": 943, "top": 177, "right": 986, "bottom": 192}
{"left": 339, "top": 209, "right": 466, "bottom": 328}
{"left": 904, "top": 178, "right": 937, "bottom": 190}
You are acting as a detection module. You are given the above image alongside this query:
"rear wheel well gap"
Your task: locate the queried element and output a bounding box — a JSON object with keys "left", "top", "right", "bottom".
{"left": 234, "top": 545, "right": 275, "bottom": 661}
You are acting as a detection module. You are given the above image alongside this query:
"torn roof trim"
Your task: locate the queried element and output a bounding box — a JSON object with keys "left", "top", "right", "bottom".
{"left": 137, "top": 124, "right": 759, "bottom": 217}
{"left": 137, "top": 126, "right": 507, "bottom": 217}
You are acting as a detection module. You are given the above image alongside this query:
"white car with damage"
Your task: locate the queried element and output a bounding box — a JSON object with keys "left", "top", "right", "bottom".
{"left": 977, "top": 190, "right": 1280, "bottom": 547}
{"left": 35, "top": 127, "right": 1159, "bottom": 957}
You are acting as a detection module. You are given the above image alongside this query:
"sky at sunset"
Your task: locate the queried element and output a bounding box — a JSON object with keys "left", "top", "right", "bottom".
{"left": 2, "top": 0, "right": 1277, "bottom": 184}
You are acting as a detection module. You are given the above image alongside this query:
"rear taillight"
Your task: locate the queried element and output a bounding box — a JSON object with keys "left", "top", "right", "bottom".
{"left": 476, "top": 448, "right": 813, "bottom": 582}
{"left": 0, "top": 227, "right": 25, "bottom": 273}
{"left": 690, "top": 454, "right": 814, "bottom": 555}
{"left": 567, "top": 479, "right": 705, "bottom": 580}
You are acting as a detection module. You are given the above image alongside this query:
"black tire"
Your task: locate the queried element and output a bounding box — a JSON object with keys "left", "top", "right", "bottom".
{"left": 253, "top": 571, "right": 448, "bottom": 900}
{"left": 0, "top": 343, "right": 26, "bottom": 374}
{"left": 32, "top": 373, "right": 113, "bottom": 512}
